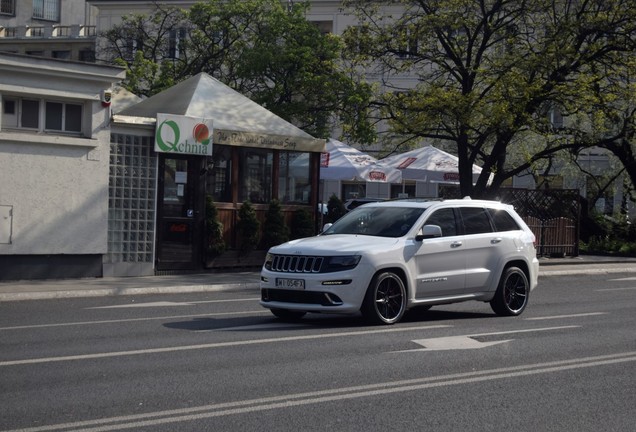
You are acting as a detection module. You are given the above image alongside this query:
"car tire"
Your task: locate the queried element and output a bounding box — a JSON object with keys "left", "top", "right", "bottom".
{"left": 361, "top": 271, "right": 407, "bottom": 325}
{"left": 490, "top": 266, "right": 529, "bottom": 316}
{"left": 270, "top": 308, "right": 306, "bottom": 321}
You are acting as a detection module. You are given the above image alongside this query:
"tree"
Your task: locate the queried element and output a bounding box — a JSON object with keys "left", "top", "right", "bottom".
{"left": 100, "top": 0, "right": 373, "bottom": 141}
{"left": 342, "top": 0, "right": 636, "bottom": 197}
{"left": 237, "top": 201, "right": 261, "bottom": 253}
{"left": 262, "top": 199, "right": 290, "bottom": 248}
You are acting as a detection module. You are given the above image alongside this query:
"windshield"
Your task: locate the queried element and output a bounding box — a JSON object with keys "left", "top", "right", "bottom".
{"left": 323, "top": 206, "right": 426, "bottom": 238}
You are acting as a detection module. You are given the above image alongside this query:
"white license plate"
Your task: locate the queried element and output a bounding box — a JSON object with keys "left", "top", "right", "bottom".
{"left": 276, "top": 278, "right": 305, "bottom": 289}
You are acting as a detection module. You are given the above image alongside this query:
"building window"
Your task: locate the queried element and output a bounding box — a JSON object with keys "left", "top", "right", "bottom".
{"left": 52, "top": 50, "right": 71, "bottom": 60}
{"left": 32, "top": 0, "right": 59, "bottom": 21}
{"left": 21, "top": 99, "right": 40, "bottom": 129}
{"left": 342, "top": 182, "right": 366, "bottom": 200}
{"left": 549, "top": 106, "right": 564, "bottom": 129}
{"left": 239, "top": 148, "right": 272, "bottom": 203}
{"left": 395, "top": 26, "right": 419, "bottom": 58}
{"left": 1, "top": 96, "right": 84, "bottom": 135}
{"left": 45, "top": 101, "right": 82, "bottom": 132}
{"left": 1, "top": 0, "right": 15, "bottom": 15}
{"left": 79, "top": 50, "right": 96, "bottom": 62}
{"left": 3, "top": 99, "right": 15, "bottom": 115}
{"left": 311, "top": 20, "right": 333, "bottom": 35}
{"left": 206, "top": 145, "right": 232, "bottom": 203}
{"left": 279, "top": 151, "right": 311, "bottom": 204}
{"left": 168, "top": 28, "right": 187, "bottom": 59}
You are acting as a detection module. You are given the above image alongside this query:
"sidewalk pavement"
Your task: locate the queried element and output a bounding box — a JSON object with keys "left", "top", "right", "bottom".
{"left": 2, "top": 255, "right": 636, "bottom": 302}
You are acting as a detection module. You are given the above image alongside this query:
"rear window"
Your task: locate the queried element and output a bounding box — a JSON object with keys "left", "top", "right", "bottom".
{"left": 460, "top": 207, "right": 493, "bottom": 235}
{"left": 487, "top": 208, "right": 521, "bottom": 232}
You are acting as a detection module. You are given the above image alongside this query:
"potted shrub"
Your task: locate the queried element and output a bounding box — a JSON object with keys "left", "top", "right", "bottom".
{"left": 326, "top": 194, "right": 347, "bottom": 223}
{"left": 237, "top": 200, "right": 261, "bottom": 255}
{"left": 291, "top": 207, "right": 314, "bottom": 239}
{"left": 262, "top": 199, "right": 290, "bottom": 248}
{"left": 205, "top": 195, "right": 225, "bottom": 260}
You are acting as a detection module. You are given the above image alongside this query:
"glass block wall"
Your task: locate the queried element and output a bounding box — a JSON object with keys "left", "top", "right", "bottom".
{"left": 106, "top": 133, "right": 157, "bottom": 275}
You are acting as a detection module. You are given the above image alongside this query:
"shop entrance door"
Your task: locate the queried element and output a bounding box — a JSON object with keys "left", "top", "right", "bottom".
{"left": 156, "top": 155, "right": 204, "bottom": 271}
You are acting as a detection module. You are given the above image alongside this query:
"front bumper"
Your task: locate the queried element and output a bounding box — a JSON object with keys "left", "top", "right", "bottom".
{"left": 259, "top": 265, "right": 374, "bottom": 314}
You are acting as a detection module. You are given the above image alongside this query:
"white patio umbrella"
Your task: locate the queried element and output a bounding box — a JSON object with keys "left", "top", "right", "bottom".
{"left": 380, "top": 145, "right": 482, "bottom": 184}
{"left": 320, "top": 138, "right": 402, "bottom": 183}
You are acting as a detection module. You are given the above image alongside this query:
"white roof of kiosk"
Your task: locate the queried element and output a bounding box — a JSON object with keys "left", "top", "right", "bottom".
{"left": 113, "top": 72, "right": 326, "bottom": 153}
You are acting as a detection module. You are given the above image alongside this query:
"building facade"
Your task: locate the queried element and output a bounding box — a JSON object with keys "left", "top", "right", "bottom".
{"left": 0, "top": 52, "right": 125, "bottom": 280}
{"left": 0, "top": 0, "right": 97, "bottom": 61}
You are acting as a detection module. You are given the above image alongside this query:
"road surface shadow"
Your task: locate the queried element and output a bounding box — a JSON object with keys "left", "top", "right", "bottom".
{"left": 163, "top": 307, "right": 494, "bottom": 332}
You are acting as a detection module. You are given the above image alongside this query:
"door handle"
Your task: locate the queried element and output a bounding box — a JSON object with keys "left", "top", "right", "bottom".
{"left": 491, "top": 238, "right": 503, "bottom": 244}
{"left": 451, "top": 241, "right": 463, "bottom": 248}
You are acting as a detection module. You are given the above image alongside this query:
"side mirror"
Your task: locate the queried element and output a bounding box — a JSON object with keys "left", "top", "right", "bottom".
{"left": 321, "top": 223, "right": 333, "bottom": 233}
{"left": 415, "top": 224, "right": 442, "bottom": 241}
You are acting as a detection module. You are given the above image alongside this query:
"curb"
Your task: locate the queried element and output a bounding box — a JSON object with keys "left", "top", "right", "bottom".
{"left": 0, "top": 283, "right": 261, "bottom": 302}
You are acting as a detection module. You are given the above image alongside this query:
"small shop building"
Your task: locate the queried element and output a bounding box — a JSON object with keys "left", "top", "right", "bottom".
{"left": 108, "top": 72, "right": 325, "bottom": 277}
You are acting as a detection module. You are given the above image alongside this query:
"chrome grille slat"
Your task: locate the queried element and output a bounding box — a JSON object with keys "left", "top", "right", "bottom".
{"left": 270, "top": 255, "right": 324, "bottom": 273}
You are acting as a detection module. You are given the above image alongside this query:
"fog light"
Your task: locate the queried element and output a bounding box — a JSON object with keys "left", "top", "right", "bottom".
{"left": 321, "top": 279, "right": 352, "bottom": 286}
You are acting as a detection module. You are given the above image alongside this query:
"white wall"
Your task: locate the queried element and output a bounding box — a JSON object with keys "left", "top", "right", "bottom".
{"left": 0, "top": 54, "right": 124, "bottom": 255}
{"left": 0, "top": 136, "right": 107, "bottom": 254}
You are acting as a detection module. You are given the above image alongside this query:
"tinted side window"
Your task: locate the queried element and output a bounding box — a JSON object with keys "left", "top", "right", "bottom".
{"left": 425, "top": 208, "right": 457, "bottom": 237}
{"left": 487, "top": 208, "right": 521, "bottom": 232}
{"left": 460, "top": 207, "right": 493, "bottom": 235}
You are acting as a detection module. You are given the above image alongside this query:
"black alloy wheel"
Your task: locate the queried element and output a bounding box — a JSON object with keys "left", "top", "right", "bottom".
{"left": 362, "top": 271, "right": 407, "bottom": 324}
{"left": 490, "top": 266, "right": 529, "bottom": 316}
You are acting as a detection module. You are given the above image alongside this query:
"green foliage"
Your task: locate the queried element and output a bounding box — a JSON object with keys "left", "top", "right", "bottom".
{"left": 205, "top": 195, "right": 225, "bottom": 257}
{"left": 101, "top": 7, "right": 184, "bottom": 95}
{"left": 326, "top": 194, "right": 347, "bottom": 224}
{"left": 237, "top": 200, "right": 261, "bottom": 254}
{"left": 99, "top": 0, "right": 373, "bottom": 141}
{"left": 291, "top": 207, "right": 315, "bottom": 239}
{"left": 580, "top": 213, "right": 636, "bottom": 256}
{"left": 261, "top": 199, "right": 290, "bottom": 248}
{"left": 342, "top": 0, "right": 636, "bottom": 196}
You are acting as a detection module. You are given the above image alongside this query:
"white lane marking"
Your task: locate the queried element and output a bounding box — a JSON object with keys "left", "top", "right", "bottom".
{"left": 6, "top": 351, "right": 636, "bottom": 432}
{"left": 0, "top": 311, "right": 269, "bottom": 331}
{"left": 0, "top": 324, "right": 451, "bottom": 367}
{"left": 87, "top": 298, "right": 260, "bottom": 309}
{"left": 90, "top": 301, "right": 196, "bottom": 308}
{"left": 188, "top": 298, "right": 261, "bottom": 305}
{"left": 411, "top": 335, "right": 512, "bottom": 350}
{"left": 393, "top": 326, "right": 579, "bottom": 353}
{"left": 597, "top": 287, "right": 636, "bottom": 291}
{"left": 525, "top": 312, "right": 607, "bottom": 320}
{"left": 214, "top": 322, "right": 309, "bottom": 332}
{"left": 609, "top": 277, "right": 636, "bottom": 281}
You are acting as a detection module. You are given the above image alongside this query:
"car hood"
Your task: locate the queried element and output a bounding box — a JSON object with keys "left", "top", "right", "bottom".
{"left": 270, "top": 234, "right": 399, "bottom": 255}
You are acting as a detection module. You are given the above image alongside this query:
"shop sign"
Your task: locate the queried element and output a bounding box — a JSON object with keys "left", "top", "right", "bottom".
{"left": 155, "top": 113, "right": 213, "bottom": 156}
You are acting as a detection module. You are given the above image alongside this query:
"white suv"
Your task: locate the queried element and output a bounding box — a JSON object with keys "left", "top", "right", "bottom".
{"left": 260, "top": 198, "right": 539, "bottom": 324}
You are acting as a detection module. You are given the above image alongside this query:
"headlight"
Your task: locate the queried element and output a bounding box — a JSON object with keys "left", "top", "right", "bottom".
{"left": 264, "top": 252, "right": 273, "bottom": 270}
{"left": 323, "top": 255, "right": 361, "bottom": 273}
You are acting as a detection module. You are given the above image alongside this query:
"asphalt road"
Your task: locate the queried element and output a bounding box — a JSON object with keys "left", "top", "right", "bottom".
{"left": 1, "top": 272, "right": 635, "bottom": 432}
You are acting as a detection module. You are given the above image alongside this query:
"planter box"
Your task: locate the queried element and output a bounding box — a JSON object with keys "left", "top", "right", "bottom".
{"left": 205, "top": 249, "right": 266, "bottom": 269}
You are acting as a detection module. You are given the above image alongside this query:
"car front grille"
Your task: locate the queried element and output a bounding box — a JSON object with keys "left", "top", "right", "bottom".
{"left": 269, "top": 255, "right": 324, "bottom": 273}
